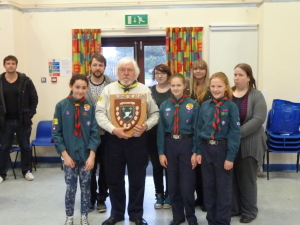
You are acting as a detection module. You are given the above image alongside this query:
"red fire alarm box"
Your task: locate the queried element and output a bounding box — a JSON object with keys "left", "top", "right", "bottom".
{"left": 51, "top": 77, "right": 57, "bottom": 83}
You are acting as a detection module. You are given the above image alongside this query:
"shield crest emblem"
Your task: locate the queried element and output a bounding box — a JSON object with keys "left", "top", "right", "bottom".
{"left": 110, "top": 93, "right": 147, "bottom": 135}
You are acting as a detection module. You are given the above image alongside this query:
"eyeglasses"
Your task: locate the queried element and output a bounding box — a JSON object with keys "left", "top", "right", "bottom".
{"left": 119, "top": 68, "right": 134, "bottom": 74}
{"left": 155, "top": 72, "right": 167, "bottom": 76}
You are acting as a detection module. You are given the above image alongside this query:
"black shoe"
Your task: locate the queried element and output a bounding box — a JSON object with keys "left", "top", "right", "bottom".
{"left": 88, "top": 202, "right": 95, "bottom": 212}
{"left": 102, "top": 216, "right": 124, "bottom": 225}
{"left": 129, "top": 218, "right": 148, "bottom": 225}
{"left": 194, "top": 199, "right": 201, "bottom": 207}
{"left": 188, "top": 222, "right": 198, "bottom": 225}
{"left": 199, "top": 204, "right": 207, "bottom": 212}
{"left": 240, "top": 216, "right": 254, "bottom": 223}
{"left": 169, "top": 219, "right": 185, "bottom": 225}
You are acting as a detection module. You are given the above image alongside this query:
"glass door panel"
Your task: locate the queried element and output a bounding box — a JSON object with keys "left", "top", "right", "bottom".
{"left": 102, "top": 37, "right": 165, "bottom": 85}
{"left": 102, "top": 47, "right": 134, "bottom": 81}
{"left": 144, "top": 45, "right": 166, "bottom": 86}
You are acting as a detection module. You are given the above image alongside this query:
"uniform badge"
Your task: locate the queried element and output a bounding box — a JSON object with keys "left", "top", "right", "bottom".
{"left": 52, "top": 125, "right": 56, "bottom": 131}
{"left": 53, "top": 118, "right": 58, "bottom": 125}
{"left": 84, "top": 104, "right": 90, "bottom": 111}
{"left": 221, "top": 121, "right": 225, "bottom": 125}
{"left": 166, "top": 108, "right": 171, "bottom": 112}
{"left": 83, "top": 112, "right": 87, "bottom": 116}
{"left": 186, "top": 103, "right": 194, "bottom": 110}
{"left": 66, "top": 111, "right": 70, "bottom": 115}
{"left": 165, "top": 112, "right": 170, "bottom": 117}
{"left": 87, "top": 121, "right": 91, "bottom": 126}
{"left": 98, "top": 96, "right": 103, "bottom": 101}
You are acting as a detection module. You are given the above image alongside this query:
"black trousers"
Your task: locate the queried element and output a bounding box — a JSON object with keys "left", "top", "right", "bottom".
{"left": 147, "top": 133, "right": 168, "bottom": 197}
{"left": 232, "top": 150, "right": 258, "bottom": 219}
{"left": 104, "top": 132, "right": 148, "bottom": 220}
{"left": 165, "top": 137, "right": 197, "bottom": 223}
{"left": 90, "top": 135, "right": 109, "bottom": 203}
{"left": 0, "top": 119, "right": 32, "bottom": 177}
{"left": 201, "top": 142, "right": 232, "bottom": 225}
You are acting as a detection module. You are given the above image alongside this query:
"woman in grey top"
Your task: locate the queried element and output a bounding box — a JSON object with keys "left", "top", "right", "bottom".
{"left": 231, "top": 63, "right": 267, "bottom": 223}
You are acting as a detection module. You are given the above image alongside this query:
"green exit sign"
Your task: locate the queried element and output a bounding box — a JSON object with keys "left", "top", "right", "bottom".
{"left": 125, "top": 14, "right": 148, "bottom": 26}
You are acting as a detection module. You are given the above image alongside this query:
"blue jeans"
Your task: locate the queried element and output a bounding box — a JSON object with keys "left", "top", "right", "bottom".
{"left": 0, "top": 119, "right": 32, "bottom": 178}
{"left": 64, "top": 161, "right": 91, "bottom": 216}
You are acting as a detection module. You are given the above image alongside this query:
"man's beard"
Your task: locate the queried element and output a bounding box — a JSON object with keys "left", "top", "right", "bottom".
{"left": 92, "top": 71, "right": 103, "bottom": 78}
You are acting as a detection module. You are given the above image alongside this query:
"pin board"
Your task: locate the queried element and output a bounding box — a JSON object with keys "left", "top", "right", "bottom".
{"left": 209, "top": 25, "right": 259, "bottom": 87}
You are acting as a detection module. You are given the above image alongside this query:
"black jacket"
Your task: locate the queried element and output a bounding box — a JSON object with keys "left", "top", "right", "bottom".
{"left": 0, "top": 72, "right": 38, "bottom": 130}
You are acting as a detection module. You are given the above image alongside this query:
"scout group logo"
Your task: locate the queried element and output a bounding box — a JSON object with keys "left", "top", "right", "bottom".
{"left": 115, "top": 99, "right": 141, "bottom": 129}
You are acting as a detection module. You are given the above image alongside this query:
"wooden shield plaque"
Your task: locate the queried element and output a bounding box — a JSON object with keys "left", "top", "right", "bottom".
{"left": 110, "top": 93, "right": 147, "bottom": 135}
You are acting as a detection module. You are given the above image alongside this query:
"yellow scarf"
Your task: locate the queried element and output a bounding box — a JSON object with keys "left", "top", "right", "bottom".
{"left": 118, "top": 80, "right": 138, "bottom": 94}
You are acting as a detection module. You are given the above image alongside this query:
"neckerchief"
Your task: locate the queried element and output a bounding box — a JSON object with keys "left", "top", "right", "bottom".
{"left": 118, "top": 80, "right": 138, "bottom": 94}
{"left": 211, "top": 94, "right": 228, "bottom": 139}
{"left": 171, "top": 95, "right": 188, "bottom": 134}
{"left": 68, "top": 94, "right": 86, "bottom": 136}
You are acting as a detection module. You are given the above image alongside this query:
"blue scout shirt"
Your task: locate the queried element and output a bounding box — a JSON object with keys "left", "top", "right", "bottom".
{"left": 197, "top": 99, "right": 240, "bottom": 162}
{"left": 52, "top": 97, "right": 100, "bottom": 161}
{"left": 157, "top": 97, "right": 200, "bottom": 155}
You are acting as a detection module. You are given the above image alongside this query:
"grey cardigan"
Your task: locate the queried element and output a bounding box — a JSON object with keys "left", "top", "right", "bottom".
{"left": 85, "top": 74, "right": 114, "bottom": 135}
{"left": 240, "top": 88, "right": 267, "bottom": 166}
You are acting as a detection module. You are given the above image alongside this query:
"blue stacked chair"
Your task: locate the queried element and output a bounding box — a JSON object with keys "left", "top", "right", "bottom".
{"left": 266, "top": 99, "right": 300, "bottom": 180}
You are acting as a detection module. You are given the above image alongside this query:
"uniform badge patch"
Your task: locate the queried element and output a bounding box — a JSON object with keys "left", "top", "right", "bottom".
{"left": 84, "top": 104, "right": 90, "bottom": 111}
{"left": 186, "top": 103, "right": 194, "bottom": 110}
{"left": 53, "top": 118, "right": 58, "bottom": 125}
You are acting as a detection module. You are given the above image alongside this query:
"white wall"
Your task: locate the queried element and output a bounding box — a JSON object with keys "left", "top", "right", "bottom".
{"left": 1, "top": 1, "right": 299, "bottom": 165}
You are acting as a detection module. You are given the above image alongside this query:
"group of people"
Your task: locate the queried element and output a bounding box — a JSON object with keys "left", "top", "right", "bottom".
{"left": 0, "top": 53, "right": 267, "bottom": 225}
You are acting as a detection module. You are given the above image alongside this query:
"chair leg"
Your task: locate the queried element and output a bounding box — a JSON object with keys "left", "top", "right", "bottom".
{"left": 10, "top": 154, "right": 16, "bottom": 179}
{"left": 33, "top": 145, "right": 37, "bottom": 166}
{"left": 14, "top": 151, "right": 19, "bottom": 169}
{"left": 267, "top": 150, "right": 270, "bottom": 180}
{"left": 31, "top": 146, "right": 36, "bottom": 171}
{"left": 297, "top": 152, "right": 300, "bottom": 173}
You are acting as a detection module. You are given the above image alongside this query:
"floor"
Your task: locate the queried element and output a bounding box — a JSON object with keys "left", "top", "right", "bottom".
{"left": 0, "top": 163, "right": 300, "bottom": 225}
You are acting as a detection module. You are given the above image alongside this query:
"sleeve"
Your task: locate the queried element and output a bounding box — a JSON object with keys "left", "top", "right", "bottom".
{"left": 95, "top": 86, "right": 116, "bottom": 134}
{"left": 157, "top": 102, "right": 167, "bottom": 155}
{"left": 192, "top": 102, "right": 200, "bottom": 153}
{"left": 28, "top": 79, "right": 38, "bottom": 118}
{"left": 52, "top": 102, "right": 67, "bottom": 155}
{"left": 226, "top": 102, "right": 241, "bottom": 162}
{"left": 87, "top": 104, "right": 101, "bottom": 151}
{"left": 196, "top": 104, "right": 205, "bottom": 155}
{"left": 241, "top": 91, "right": 267, "bottom": 138}
{"left": 144, "top": 89, "right": 159, "bottom": 130}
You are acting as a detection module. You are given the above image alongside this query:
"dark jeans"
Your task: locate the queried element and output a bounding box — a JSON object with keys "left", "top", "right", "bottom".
{"left": 90, "top": 135, "right": 108, "bottom": 203}
{"left": 202, "top": 142, "right": 232, "bottom": 225}
{"left": 105, "top": 132, "right": 148, "bottom": 220}
{"left": 232, "top": 150, "right": 258, "bottom": 219}
{"left": 0, "top": 119, "right": 32, "bottom": 178}
{"left": 165, "top": 137, "right": 197, "bottom": 223}
{"left": 147, "top": 133, "right": 168, "bottom": 197}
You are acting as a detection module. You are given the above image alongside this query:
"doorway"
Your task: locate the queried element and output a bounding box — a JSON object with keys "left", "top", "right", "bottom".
{"left": 102, "top": 36, "right": 166, "bottom": 86}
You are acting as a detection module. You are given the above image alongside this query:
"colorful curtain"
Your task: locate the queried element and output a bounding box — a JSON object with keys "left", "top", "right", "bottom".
{"left": 72, "top": 29, "right": 101, "bottom": 76}
{"left": 166, "top": 27, "right": 203, "bottom": 77}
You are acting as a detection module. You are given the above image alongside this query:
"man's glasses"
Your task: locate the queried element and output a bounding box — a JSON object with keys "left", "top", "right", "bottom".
{"left": 119, "top": 68, "right": 134, "bottom": 74}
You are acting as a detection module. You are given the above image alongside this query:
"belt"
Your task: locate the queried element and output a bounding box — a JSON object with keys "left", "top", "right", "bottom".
{"left": 205, "top": 139, "right": 227, "bottom": 145}
{"left": 166, "top": 134, "right": 193, "bottom": 139}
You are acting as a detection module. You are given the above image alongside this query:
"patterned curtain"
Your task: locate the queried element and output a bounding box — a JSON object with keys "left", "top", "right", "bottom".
{"left": 72, "top": 29, "right": 101, "bottom": 76}
{"left": 166, "top": 27, "right": 203, "bottom": 77}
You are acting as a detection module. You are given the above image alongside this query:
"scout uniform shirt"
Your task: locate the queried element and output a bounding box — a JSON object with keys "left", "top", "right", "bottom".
{"left": 52, "top": 97, "right": 100, "bottom": 161}
{"left": 197, "top": 99, "right": 241, "bottom": 162}
{"left": 157, "top": 97, "right": 200, "bottom": 155}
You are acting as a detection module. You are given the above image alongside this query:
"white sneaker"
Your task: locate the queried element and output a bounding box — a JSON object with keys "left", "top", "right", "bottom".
{"left": 81, "top": 214, "right": 89, "bottom": 225}
{"left": 25, "top": 171, "right": 34, "bottom": 181}
{"left": 0, "top": 176, "right": 3, "bottom": 184}
{"left": 65, "top": 216, "right": 74, "bottom": 225}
